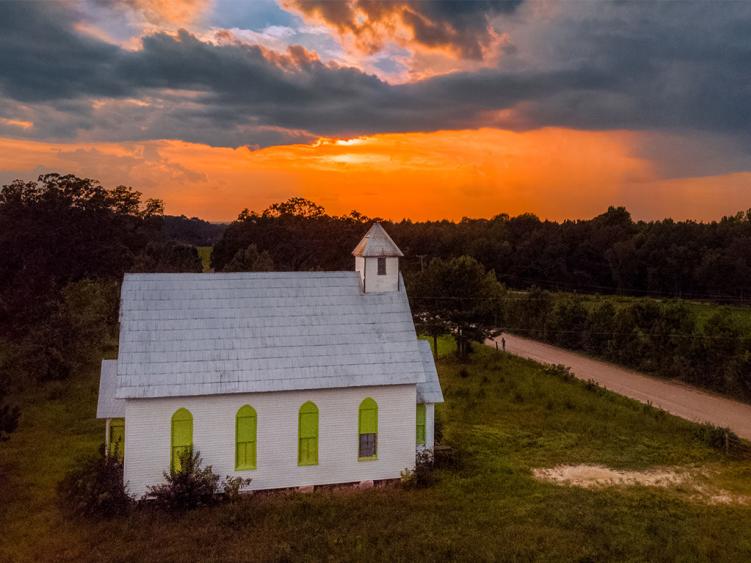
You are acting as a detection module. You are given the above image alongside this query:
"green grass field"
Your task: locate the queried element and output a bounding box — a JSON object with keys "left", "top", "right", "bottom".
{"left": 2, "top": 339, "right": 751, "bottom": 562}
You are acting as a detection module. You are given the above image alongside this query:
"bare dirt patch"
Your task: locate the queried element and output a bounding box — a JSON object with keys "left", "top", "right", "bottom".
{"left": 533, "top": 464, "right": 749, "bottom": 505}
{"left": 533, "top": 464, "right": 688, "bottom": 488}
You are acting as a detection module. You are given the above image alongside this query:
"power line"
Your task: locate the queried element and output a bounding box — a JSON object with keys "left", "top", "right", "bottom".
{"left": 493, "top": 272, "right": 751, "bottom": 302}
{"left": 408, "top": 294, "right": 751, "bottom": 308}
{"left": 413, "top": 322, "right": 750, "bottom": 342}
{"left": 407, "top": 291, "right": 751, "bottom": 308}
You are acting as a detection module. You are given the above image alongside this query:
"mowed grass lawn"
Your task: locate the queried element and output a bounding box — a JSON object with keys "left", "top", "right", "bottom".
{"left": 2, "top": 339, "right": 751, "bottom": 562}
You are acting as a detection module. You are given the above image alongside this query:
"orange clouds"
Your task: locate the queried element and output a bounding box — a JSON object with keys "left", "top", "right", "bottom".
{"left": 0, "top": 129, "right": 747, "bottom": 223}
{"left": 120, "top": 0, "right": 210, "bottom": 26}
{"left": 0, "top": 117, "right": 33, "bottom": 130}
{"left": 282, "top": 0, "right": 512, "bottom": 62}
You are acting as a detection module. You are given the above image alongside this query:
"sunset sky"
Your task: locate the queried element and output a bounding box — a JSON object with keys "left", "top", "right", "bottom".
{"left": 1, "top": 1, "right": 750, "bottom": 222}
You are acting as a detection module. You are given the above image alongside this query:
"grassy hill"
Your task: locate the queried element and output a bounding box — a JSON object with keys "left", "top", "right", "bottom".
{"left": 2, "top": 340, "right": 751, "bottom": 561}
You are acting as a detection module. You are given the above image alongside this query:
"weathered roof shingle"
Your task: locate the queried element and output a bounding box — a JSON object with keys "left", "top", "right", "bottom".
{"left": 351, "top": 223, "right": 404, "bottom": 257}
{"left": 416, "top": 340, "right": 445, "bottom": 404}
{"left": 97, "top": 359, "right": 126, "bottom": 418}
{"left": 115, "top": 271, "right": 432, "bottom": 399}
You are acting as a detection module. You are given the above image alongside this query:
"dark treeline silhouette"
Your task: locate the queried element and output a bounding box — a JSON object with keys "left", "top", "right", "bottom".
{"left": 212, "top": 198, "right": 372, "bottom": 272}
{"left": 0, "top": 175, "right": 204, "bottom": 430}
{"left": 214, "top": 199, "right": 751, "bottom": 301}
{"left": 212, "top": 197, "right": 751, "bottom": 401}
{"left": 163, "top": 215, "right": 226, "bottom": 247}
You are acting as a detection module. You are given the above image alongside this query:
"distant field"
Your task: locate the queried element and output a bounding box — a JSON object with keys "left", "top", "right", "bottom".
{"left": 550, "top": 291, "right": 751, "bottom": 331}
{"left": 196, "top": 246, "right": 212, "bottom": 272}
{"left": 2, "top": 339, "right": 751, "bottom": 561}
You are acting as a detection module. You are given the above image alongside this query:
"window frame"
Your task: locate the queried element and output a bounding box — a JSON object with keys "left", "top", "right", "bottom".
{"left": 298, "top": 401, "right": 319, "bottom": 466}
{"left": 235, "top": 405, "right": 257, "bottom": 471}
{"left": 377, "top": 256, "right": 387, "bottom": 276}
{"left": 358, "top": 397, "right": 378, "bottom": 461}
{"left": 416, "top": 403, "right": 426, "bottom": 446}
{"left": 108, "top": 417, "right": 125, "bottom": 459}
{"left": 171, "top": 408, "right": 193, "bottom": 472}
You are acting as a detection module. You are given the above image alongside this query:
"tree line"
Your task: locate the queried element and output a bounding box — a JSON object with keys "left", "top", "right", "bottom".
{"left": 502, "top": 290, "right": 751, "bottom": 401}
{"left": 0, "top": 174, "right": 208, "bottom": 437}
{"left": 4, "top": 178, "right": 751, "bottom": 439}
{"left": 213, "top": 197, "right": 751, "bottom": 400}
{"left": 214, "top": 200, "right": 751, "bottom": 301}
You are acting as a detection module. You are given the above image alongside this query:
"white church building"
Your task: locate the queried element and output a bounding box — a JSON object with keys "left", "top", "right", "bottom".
{"left": 97, "top": 223, "right": 443, "bottom": 496}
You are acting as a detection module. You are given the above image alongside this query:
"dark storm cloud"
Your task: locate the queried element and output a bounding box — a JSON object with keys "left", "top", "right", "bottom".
{"left": 0, "top": 2, "right": 126, "bottom": 102}
{"left": 0, "top": 1, "right": 750, "bottom": 150}
{"left": 284, "top": 0, "right": 523, "bottom": 59}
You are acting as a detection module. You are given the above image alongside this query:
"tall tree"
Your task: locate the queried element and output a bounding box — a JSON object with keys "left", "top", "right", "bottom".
{"left": 410, "top": 256, "right": 504, "bottom": 359}
{"left": 0, "top": 173, "right": 164, "bottom": 336}
{"left": 0, "top": 173, "right": 168, "bottom": 386}
{"left": 223, "top": 244, "right": 275, "bottom": 272}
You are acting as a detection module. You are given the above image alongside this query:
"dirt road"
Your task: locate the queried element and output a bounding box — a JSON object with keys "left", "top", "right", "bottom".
{"left": 487, "top": 333, "right": 751, "bottom": 440}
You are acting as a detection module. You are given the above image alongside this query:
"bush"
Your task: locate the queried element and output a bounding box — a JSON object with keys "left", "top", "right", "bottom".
{"left": 694, "top": 424, "right": 749, "bottom": 457}
{"left": 144, "top": 450, "right": 251, "bottom": 511}
{"left": 401, "top": 449, "right": 435, "bottom": 489}
{"left": 0, "top": 399, "right": 19, "bottom": 441}
{"left": 434, "top": 409, "right": 444, "bottom": 445}
{"left": 222, "top": 475, "right": 253, "bottom": 503}
{"left": 0, "top": 376, "right": 19, "bottom": 441}
{"left": 58, "top": 445, "right": 132, "bottom": 517}
{"left": 144, "top": 450, "right": 220, "bottom": 510}
{"left": 433, "top": 445, "right": 462, "bottom": 470}
{"left": 544, "top": 364, "right": 575, "bottom": 382}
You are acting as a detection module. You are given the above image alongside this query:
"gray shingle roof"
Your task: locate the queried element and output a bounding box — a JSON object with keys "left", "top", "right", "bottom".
{"left": 352, "top": 223, "right": 404, "bottom": 257}
{"left": 97, "top": 360, "right": 125, "bottom": 418}
{"left": 416, "top": 340, "right": 444, "bottom": 404}
{"left": 115, "top": 271, "right": 432, "bottom": 399}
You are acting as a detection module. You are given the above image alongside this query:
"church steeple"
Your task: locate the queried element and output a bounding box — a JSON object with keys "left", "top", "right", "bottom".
{"left": 352, "top": 223, "right": 403, "bottom": 293}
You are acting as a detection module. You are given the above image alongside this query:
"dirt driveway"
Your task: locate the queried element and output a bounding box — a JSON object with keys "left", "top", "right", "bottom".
{"left": 487, "top": 333, "right": 751, "bottom": 441}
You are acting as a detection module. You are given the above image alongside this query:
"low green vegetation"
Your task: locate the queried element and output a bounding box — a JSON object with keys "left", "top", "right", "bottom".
{"left": 504, "top": 289, "right": 751, "bottom": 401}
{"left": 2, "top": 341, "right": 751, "bottom": 561}
{"left": 565, "top": 291, "right": 751, "bottom": 333}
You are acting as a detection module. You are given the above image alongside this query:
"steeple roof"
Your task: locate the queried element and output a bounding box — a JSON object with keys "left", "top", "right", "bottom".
{"left": 352, "top": 223, "right": 404, "bottom": 257}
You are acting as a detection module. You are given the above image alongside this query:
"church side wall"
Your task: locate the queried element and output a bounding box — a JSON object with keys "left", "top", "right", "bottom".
{"left": 124, "top": 384, "right": 417, "bottom": 497}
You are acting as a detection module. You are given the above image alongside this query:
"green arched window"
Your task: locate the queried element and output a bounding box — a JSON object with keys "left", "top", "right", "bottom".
{"left": 358, "top": 398, "right": 378, "bottom": 460}
{"left": 298, "top": 401, "right": 319, "bottom": 466}
{"left": 416, "top": 403, "right": 426, "bottom": 446}
{"left": 236, "top": 405, "right": 257, "bottom": 470}
{"left": 109, "top": 418, "right": 125, "bottom": 459}
{"left": 171, "top": 408, "right": 193, "bottom": 472}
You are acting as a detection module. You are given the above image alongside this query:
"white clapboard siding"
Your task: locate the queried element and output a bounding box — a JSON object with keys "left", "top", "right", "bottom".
{"left": 124, "top": 384, "right": 417, "bottom": 497}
